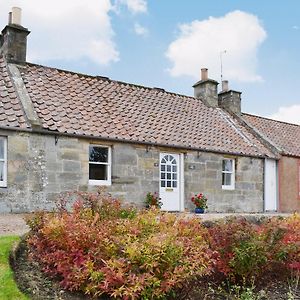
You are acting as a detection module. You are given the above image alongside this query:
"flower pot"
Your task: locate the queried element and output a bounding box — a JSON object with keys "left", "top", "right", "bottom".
{"left": 195, "top": 207, "right": 204, "bottom": 214}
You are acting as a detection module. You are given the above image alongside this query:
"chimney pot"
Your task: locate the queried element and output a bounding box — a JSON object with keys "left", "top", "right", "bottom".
{"left": 201, "top": 68, "right": 208, "bottom": 81}
{"left": 11, "top": 7, "right": 22, "bottom": 26}
{"left": 222, "top": 80, "right": 229, "bottom": 92}
{"left": 8, "top": 12, "right": 12, "bottom": 25}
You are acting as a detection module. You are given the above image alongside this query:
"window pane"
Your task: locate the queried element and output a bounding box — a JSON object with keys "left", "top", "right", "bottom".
{"left": 222, "top": 173, "right": 232, "bottom": 186}
{"left": 161, "top": 173, "right": 165, "bottom": 180}
{"left": 167, "top": 181, "right": 171, "bottom": 187}
{"left": 0, "top": 140, "right": 4, "bottom": 159}
{"left": 223, "top": 160, "right": 233, "bottom": 172}
{"left": 161, "top": 180, "right": 165, "bottom": 187}
{"left": 167, "top": 165, "right": 171, "bottom": 172}
{"left": 173, "top": 173, "right": 177, "bottom": 180}
{"left": 0, "top": 161, "right": 3, "bottom": 181}
{"left": 161, "top": 165, "right": 165, "bottom": 171}
{"left": 89, "top": 147, "right": 108, "bottom": 163}
{"left": 173, "top": 181, "right": 177, "bottom": 188}
{"left": 89, "top": 164, "right": 107, "bottom": 180}
{"left": 172, "top": 166, "right": 177, "bottom": 172}
{"left": 167, "top": 173, "right": 171, "bottom": 179}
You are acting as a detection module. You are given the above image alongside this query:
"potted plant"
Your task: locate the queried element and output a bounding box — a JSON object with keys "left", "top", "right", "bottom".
{"left": 145, "top": 192, "right": 162, "bottom": 209}
{"left": 191, "top": 193, "right": 208, "bottom": 213}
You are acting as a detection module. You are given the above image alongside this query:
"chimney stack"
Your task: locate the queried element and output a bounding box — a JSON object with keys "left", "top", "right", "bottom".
{"left": 193, "top": 68, "right": 219, "bottom": 107}
{"left": 218, "top": 80, "right": 242, "bottom": 115}
{"left": 0, "top": 7, "right": 30, "bottom": 63}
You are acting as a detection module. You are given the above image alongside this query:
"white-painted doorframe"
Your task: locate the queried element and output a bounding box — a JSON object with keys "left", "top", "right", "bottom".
{"left": 264, "top": 158, "right": 278, "bottom": 212}
{"left": 159, "top": 152, "right": 184, "bottom": 212}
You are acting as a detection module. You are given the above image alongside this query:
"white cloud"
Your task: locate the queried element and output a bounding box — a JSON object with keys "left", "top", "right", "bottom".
{"left": 292, "top": 25, "right": 299, "bottom": 30}
{"left": 116, "top": 0, "right": 147, "bottom": 14}
{"left": 134, "top": 22, "right": 148, "bottom": 36}
{"left": 0, "top": 0, "right": 119, "bottom": 66}
{"left": 166, "top": 10, "right": 267, "bottom": 82}
{"left": 268, "top": 104, "right": 300, "bottom": 125}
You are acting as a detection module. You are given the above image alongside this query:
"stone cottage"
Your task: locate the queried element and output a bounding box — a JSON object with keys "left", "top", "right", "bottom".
{"left": 243, "top": 115, "right": 300, "bottom": 212}
{"left": 0, "top": 8, "right": 281, "bottom": 213}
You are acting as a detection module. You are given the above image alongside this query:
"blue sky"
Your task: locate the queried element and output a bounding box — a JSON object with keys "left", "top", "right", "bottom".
{"left": 1, "top": 0, "right": 300, "bottom": 124}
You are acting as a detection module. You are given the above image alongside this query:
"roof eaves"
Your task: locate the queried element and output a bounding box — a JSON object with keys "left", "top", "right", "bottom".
{"left": 29, "top": 127, "right": 276, "bottom": 159}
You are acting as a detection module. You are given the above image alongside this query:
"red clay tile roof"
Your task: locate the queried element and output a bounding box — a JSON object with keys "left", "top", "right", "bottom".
{"left": 243, "top": 113, "right": 300, "bottom": 157}
{"left": 13, "top": 62, "right": 275, "bottom": 157}
{"left": 0, "top": 56, "right": 30, "bottom": 129}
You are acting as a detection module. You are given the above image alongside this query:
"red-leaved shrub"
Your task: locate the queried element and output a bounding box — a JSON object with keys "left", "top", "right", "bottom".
{"left": 27, "top": 191, "right": 213, "bottom": 299}
{"left": 26, "top": 190, "right": 300, "bottom": 298}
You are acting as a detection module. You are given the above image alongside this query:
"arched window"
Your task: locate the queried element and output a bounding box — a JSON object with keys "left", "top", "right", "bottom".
{"left": 160, "top": 155, "right": 177, "bottom": 188}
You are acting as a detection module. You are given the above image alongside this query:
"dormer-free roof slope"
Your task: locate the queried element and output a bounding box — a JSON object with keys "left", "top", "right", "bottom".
{"left": 9, "top": 61, "right": 275, "bottom": 158}
{"left": 243, "top": 113, "right": 300, "bottom": 157}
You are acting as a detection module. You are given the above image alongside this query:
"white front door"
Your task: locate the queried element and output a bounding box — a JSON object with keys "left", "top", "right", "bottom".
{"left": 264, "top": 159, "right": 278, "bottom": 211}
{"left": 159, "top": 153, "right": 181, "bottom": 211}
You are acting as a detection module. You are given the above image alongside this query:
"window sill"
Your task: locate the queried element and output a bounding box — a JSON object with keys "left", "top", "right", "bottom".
{"left": 222, "top": 185, "right": 235, "bottom": 190}
{"left": 89, "top": 180, "right": 111, "bottom": 186}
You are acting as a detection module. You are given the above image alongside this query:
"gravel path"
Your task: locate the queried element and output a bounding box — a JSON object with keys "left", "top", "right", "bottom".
{"left": 0, "top": 214, "right": 30, "bottom": 236}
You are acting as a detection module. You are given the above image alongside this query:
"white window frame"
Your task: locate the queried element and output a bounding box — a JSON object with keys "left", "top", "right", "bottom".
{"left": 0, "top": 137, "right": 7, "bottom": 188}
{"left": 88, "top": 145, "right": 111, "bottom": 186}
{"left": 222, "top": 158, "right": 235, "bottom": 190}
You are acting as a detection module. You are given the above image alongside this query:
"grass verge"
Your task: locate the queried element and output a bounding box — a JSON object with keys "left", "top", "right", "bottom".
{"left": 0, "top": 235, "right": 29, "bottom": 300}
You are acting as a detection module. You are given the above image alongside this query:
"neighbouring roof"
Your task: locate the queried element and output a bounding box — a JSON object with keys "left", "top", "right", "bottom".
{"left": 243, "top": 113, "right": 300, "bottom": 157}
{"left": 0, "top": 57, "right": 276, "bottom": 158}
{"left": 0, "top": 56, "right": 29, "bottom": 129}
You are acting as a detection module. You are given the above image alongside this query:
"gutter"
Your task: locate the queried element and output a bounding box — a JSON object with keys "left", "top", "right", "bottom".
{"left": 0, "top": 124, "right": 277, "bottom": 160}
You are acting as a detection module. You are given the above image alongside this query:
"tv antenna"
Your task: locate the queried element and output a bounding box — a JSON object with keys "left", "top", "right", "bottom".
{"left": 220, "top": 50, "right": 227, "bottom": 82}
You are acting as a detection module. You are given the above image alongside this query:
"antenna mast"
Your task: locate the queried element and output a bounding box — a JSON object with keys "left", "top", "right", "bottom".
{"left": 220, "top": 50, "right": 227, "bottom": 82}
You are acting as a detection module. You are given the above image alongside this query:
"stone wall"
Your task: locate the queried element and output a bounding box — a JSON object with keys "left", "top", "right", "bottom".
{"left": 184, "top": 152, "right": 264, "bottom": 212}
{"left": 0, "top": 130, "right": 264, "bottom": 213}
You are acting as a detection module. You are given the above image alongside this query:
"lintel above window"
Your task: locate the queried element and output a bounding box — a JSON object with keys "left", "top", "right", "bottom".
{"left": 89, "top": 145, "right": 111, "bottom": 186}
{"left": 222, "top": 158, "right": 235, "bottom": 190}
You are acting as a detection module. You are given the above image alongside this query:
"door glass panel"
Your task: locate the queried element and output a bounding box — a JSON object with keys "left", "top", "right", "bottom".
{"left": 160, "top": 154, "right": 178, "bottom": 190}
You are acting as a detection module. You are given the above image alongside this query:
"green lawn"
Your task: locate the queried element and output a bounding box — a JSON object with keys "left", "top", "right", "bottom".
{"left": 0, "top": 236, "right": 29, "bottom": 300}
